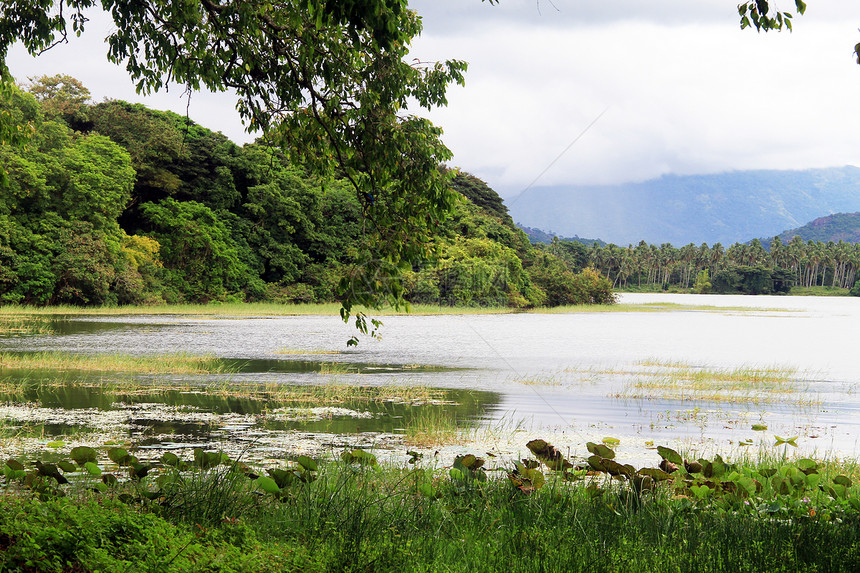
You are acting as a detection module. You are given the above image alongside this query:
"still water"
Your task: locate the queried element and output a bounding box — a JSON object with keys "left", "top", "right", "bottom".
{"left": 0, "top": 293, "right": 858, "bottom": 464}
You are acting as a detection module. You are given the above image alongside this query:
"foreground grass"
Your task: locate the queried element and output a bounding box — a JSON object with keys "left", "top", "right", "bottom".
{"left": 4, "top": 446, "right": 860, "bottom": 573}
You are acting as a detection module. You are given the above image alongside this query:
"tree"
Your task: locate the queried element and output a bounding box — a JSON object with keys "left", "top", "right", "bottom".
{"left": 26, "top": 74, "right": 91, "bottom": 125}
{"left": 0, "top": 0, "right": 470, "bottom": 342}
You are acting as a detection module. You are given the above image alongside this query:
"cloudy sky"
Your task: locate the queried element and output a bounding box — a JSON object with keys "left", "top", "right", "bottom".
{"left": 7, "top": 1, "right": 860, "bottom": 198}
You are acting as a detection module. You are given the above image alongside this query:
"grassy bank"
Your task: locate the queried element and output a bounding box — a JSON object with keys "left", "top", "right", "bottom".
{"left": 3, "top": 442, "right": 860, "bottom": 572}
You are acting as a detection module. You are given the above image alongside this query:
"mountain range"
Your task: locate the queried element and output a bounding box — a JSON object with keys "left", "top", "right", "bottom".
{"left": 508, "top": 166, "right": 860, "bottom": 246}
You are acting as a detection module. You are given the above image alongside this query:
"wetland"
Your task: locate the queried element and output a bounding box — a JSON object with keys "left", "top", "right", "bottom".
{"left": 0, "top": 293, "right": 857, "bottom": 467}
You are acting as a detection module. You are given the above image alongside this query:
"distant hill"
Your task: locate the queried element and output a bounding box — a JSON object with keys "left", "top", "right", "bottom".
{"left": 516, "top": 225, "right": 605, "bottom": 246}
{"left": 509, "top": 166, "right": 860, "bottom": 246}
{"left": 762, "top": 212, "right": 860, "bottom": 248}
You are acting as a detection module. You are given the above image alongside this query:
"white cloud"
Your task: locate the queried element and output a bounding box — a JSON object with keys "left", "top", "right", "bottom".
{"left": 410, "top": 5, "right": 860, "bottom": 196}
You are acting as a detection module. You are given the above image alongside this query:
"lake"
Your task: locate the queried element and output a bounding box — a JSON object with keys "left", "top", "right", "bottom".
{"left": 0, "top": 293, "right": 857, "bottom": 466}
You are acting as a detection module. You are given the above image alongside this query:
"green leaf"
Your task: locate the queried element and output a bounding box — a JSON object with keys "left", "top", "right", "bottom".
{"left": 58, "top": 461, "right": 77, "bottom": 473}
{"left": 656, "top": 446, "right": 683, "bottom": 465}
{"left": 751, "top": 424, "right": 767, "bottom": 431}
{"left": 586, "top": 442, "right": 616, "bottom": 460}
{"left": 84, "top": 462, "right": 102, "bottom": 476}
{"left": 834, "top": 475, "right": 853, "bottom": 487}
{"left": 255, "top": 476, "right": 280, "bottom": 495}
{"left": 70, "top": 446, "right": 97, "bottom": 466}
{"left": 108, "top": 447, "right": 132, "bottom": 466}
{"left": 295, "top": 455, "right": 318, "bottom": 472}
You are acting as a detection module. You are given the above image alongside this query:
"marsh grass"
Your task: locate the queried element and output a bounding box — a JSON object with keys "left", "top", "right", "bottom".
{"left": 0, "top": 316, "right": 58, "bottom": 336}
{"left": 403, "top": 407, "right": 464, "bottom": 446}
{"left": 0, "top": 351, "right": 235, "bottom": 374}
{"left": 613, "top": 361, "right": 814, "bottom": 405}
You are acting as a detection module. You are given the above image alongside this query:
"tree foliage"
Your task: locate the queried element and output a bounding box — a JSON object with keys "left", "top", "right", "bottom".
{"left": 0, "top": 0, "right": 469, "bottom": 336}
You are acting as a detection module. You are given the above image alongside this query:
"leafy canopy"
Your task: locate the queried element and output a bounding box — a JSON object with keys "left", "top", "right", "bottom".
{"left": 0, "top": 0, "right": 473, "bottom": 342}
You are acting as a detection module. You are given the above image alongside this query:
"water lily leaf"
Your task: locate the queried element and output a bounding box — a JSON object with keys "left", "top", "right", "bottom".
{"left": 256, "top": 476, "right": 281, "bottom": 495}
{"left": 771, "top": 475, "right": 791, "bottom": 495}
{"left": 46, "top": 440, "right": 65, "bottom": 449}
{"left": 527, "top": 439, "right": 572, "bottom": 470}
{"left": 129, "top": 462, "right": 150, "bottom": 480}
{"left": 193, "top": 448, "right": 225, "bottom": 470}
{"left": 834, "top": 475, "right": 852, "bottom": 487}
{"left": 690, "top": 484, "right": 712, "bottom": 499}
{"left": 751, "top": 424, "right": 768, "bottom": 431}
{"left": 737, "top": 476, "right": 757, "bottom": 496}
{"left": 587, "top": 455, "right": 607, "bottom": 472}
{"left": 84, "top": 462, "right": 102, "bottom": 477}
{"left": 35, "top": 461, "right": 68, "bottom": 484}
{"left": 5, "top": 459, "right": 24, "bottom": 472}
{"left": 828, "top": 483, "right": 848, "bottom": 499}
{"left": 268, "top": 468, "right": 297, "bottom": 489}
{"left": 341, "top": 449, "right": 377, "bottom": 466}
{"left": 295, "top": 456, "right": 318, "bottom": 473}
{"left": 70, "top": 446, "right": 97, "bottom": 466}
{"left": 102, "top": 474, "right": 118, "bottom": 487}
{"left": 57, "top": 461, "right": 77, "bottom": 474}
{"left": 93, "top": 482, "right": 108, "bottom": 493}
{"left": 759, "top": 468, "right": 777, "bottom": 478}
{"left": 161, "top": 452, "right": 181, "bottom": 467}
{"left": 657, "top": 446, "right": 683, "bottom": 465}
{"left": 418, "top": 482, "right": 437, "bottom": 498}
{"left": 602, "top": 459, "right": 634, "bottom": 478}
{"left": 586, "top": 442, "right": 615, "bottom": 460}
{"left": 797, "top": 459, "right": 819, "bottom": 475}
{"left": 602, "top": 436, "right": 620, "bottom": 446}
{"left": 684, "top": 460, "right": 703, "bottom": 474}
{"left": 637, "top": 467, "right": 673, "bottom": 481}
{"left": 108, "top": 447, "right": 132, "bottom": 466}
{"left": 774, "top": 435, "right": 798, "bottom": 447}
{"left": 849, "top": 495, "right": 860, "bottom": 511}
{"left": 632, "top": 475, "right": 653, "bottom": 493}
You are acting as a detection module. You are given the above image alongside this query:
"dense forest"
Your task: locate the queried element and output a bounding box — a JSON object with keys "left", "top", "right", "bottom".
{"left": 574, "top": 237, "right": 860, "bottom": 295}
{"left": 0, "top": 76, "right": 613, "bottom": 309}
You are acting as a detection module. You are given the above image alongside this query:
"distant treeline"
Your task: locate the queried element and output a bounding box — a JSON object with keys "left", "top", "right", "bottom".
{"left": 561, "top": 237, "right": 860, "bottom": 295}
{"left": 0, "top": 76, "right": 614, "bottom": 309}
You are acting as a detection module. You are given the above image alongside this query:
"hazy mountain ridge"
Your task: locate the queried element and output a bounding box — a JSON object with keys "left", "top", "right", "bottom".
{"left": 509, "top": 166, "right": 860, "bottom": 246}
{"left": 762, "top": 212, "right": 860, "bottom": 248}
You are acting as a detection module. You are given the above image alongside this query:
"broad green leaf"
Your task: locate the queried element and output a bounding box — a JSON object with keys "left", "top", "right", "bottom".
{"left": 255, "top": 476, "right": 280, "bottom": 495}
{"left": 657, "top": 446, "right": 683, "bottom": 465}
{"left": 295, "top": 455, "right": 318, "bottom": 472}
{"left": 70, "top": 446, "right": 97, "bottom": 466}
{"left": 84, "top": 462, "right": 102, "bottom": 476}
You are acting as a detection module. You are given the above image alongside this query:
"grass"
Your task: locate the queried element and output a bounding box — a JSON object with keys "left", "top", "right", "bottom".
{"left": 0, "top": 350, "right": 235, "bottom": 374}
{"left": 0, "top": 301, "right": 796, "bottom": 323}
{"left": 5, "top": 443, "right": 860, "bottom": 572}
{"left": 610, "top": 360, "right": 816, "bottom": 405}
{"left": 403, "top": 407, "right": 464, "bottom": 446}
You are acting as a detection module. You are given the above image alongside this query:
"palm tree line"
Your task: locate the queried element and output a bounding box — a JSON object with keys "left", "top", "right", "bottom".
{"left": 549, "top": 236, "right": 860, "bottom": 291}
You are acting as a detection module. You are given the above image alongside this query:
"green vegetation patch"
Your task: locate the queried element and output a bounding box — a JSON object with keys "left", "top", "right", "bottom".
{"left": 4, "top": 440, "right": 860, "bottom": 572}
